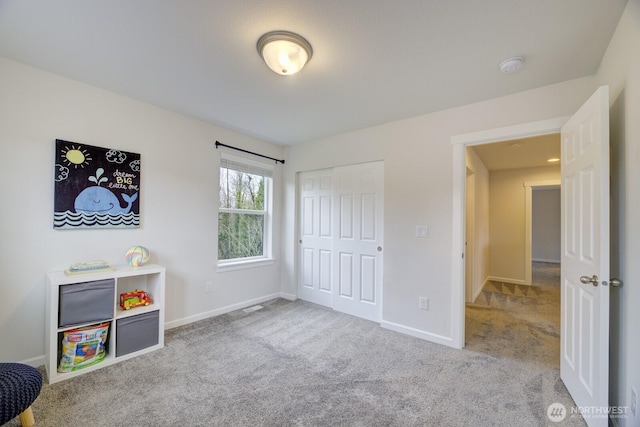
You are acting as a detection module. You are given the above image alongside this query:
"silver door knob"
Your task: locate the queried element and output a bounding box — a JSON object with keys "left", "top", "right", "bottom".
{"left": 603, "top": 278, "right": 622, "bottom": 287}
{"left": 580, "top": 275, "right": 599, "bottom": 287}
{"left": 377, "top": 246, "right": 382, "bottom": 252}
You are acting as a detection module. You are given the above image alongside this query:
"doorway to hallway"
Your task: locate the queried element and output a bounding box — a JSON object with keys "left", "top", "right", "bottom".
{"left": 463, "top": 136, "right": 561, "bottom": 362}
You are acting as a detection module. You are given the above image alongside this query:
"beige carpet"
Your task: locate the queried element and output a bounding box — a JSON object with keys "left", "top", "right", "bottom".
{"left": 465, "top": 262, "right": 561, "bottom": 368}
{"left": 5, "top": 263, "right": 585, "bottom": 426}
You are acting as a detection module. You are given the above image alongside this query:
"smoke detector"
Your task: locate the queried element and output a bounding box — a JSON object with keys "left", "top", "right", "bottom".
{"left": 499, "top": 56, "right": 524, "bottom": 74}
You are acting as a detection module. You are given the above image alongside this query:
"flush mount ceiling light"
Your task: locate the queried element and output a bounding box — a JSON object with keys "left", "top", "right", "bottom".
{"left": 257, "top": 30, "right": 313, "bottom": 76}
{"left": 499, "top": 56, "right": 524, "bottom": 74}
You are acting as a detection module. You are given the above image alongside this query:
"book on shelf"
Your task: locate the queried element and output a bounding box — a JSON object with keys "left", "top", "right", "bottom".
{"left": 64, "top": 261, "right": 113, "bottom": 276}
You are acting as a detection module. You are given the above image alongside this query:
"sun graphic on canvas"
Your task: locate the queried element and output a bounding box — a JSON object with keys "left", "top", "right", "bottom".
{"left": 61, "top": 145, "right": 92, "bottom": 168}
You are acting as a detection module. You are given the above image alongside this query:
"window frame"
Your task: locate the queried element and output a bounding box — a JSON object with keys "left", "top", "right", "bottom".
{"left": 217, "top": 153, "right": 274, "bottom": 271}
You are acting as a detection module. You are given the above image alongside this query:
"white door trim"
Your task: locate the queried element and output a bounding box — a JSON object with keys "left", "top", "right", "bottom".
{"left": 450, "top": 116, "right": 569, "bottom": 349}
{"left": 465, "top": 169, "right": 476, "bottom": 302}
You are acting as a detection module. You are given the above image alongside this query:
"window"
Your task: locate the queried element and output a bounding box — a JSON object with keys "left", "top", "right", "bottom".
{"left": 218, "top": 154, "right": 273, "bottom": 266}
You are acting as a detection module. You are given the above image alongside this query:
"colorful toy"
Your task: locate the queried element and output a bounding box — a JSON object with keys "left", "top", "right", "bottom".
{"left": 125, "top": 246, "right": 150, "bottom": 267}
{"left": 58, "top": 322, "right": 110, "bottom": 373}
{"left": 120, "top": 289, "right": 152, "bottom": 310}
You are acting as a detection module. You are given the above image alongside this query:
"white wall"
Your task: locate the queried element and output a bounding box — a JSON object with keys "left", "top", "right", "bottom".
{"left": 532, "top": 188, "right": 561, "bottom": 263}
{"left": 281, "top": 76, "right": 595, "bottom": 344}
{"left": 465, "top": 147, "right": 490, "bottom": 301}
{"left": 594, "top": 0, "right": 640, "bottom": 424}
{"left": 0, "top": 58, "right": 284, "bottom": 364}
{"left": 488, "top": 166, "right": 560, "bottom": 283}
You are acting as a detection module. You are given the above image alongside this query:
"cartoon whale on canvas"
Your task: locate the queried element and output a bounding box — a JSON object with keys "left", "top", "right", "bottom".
{"left": 74, "top": 167, "right": 138, "bottom": 215}
{"left": 74, "top": 186, "right": 138, "bottom": 215}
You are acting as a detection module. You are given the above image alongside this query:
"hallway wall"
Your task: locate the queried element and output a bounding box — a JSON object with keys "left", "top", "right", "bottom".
{"left": 488, "top": 166, "right": 560, "bottom": 283}
{"left": 595, "top": 0, "right": 640, "bottom": 422}
{"left": 532, "top": 188, "right": 561, "bottom": 263}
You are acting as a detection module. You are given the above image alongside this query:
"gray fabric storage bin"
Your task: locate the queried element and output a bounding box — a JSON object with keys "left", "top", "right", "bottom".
{"left": 116, "top": 311, "right": 159, "bottom": 357}
{"left": 58, "top": 279, "right": 115, "bottom": 327}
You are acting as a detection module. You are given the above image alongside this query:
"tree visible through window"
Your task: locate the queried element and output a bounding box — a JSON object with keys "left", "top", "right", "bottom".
{"left": 218, "top": 156, "right": 271, "bottom": 261}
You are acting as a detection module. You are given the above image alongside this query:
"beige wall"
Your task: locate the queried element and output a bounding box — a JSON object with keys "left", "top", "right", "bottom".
{"left": 282, "top": 77, "right": 594, "bottom": 344}
{"left": 595, "top": 0, "right": 640, "bottom": 423}
{"left": 488, "top": 166, "right": 560, "bottom": 283}
{"left": 532, "top": 188, "right": 561, "bottom": 263}
{"left": 4, "top": 4, "right": 638, "bottom": 401}
{"left": 0, "top": 58, "right": 285, "bottom": 363}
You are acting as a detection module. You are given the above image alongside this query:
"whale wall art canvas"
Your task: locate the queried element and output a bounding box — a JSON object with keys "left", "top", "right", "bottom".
{"left": 54, "top": 139, "right": 141, "bottom": 229}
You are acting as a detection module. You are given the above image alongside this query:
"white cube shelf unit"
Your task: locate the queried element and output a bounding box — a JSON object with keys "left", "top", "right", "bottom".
{"left": 45, "top": 264, "right": 165, "bottom": 384}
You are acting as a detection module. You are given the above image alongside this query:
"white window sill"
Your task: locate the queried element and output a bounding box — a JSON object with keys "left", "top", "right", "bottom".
{"left": 217, "top": 257, "right": 276, "bottom": 273}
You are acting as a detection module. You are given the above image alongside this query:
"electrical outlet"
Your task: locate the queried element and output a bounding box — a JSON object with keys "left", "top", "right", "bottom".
{"left": 631, "top": 387, "right": 637, "bottom": 417}
{"left": 419, "top": 297, "right": 429, "bottom": 310}
{"left": 205, "top": 281, "right": 213, "bottom": 293}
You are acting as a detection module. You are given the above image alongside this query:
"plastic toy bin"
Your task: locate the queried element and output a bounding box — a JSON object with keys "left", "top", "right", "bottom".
{"left": 116, "top": 311, "right": 159, "bottom": 357}
{"left": 58, "top": 279, "right": 115, "bottom": 328}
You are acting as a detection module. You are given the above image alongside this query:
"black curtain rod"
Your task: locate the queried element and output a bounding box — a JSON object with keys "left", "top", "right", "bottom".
{"left": 215, "top": 141, "right": 285, "bottom": 164}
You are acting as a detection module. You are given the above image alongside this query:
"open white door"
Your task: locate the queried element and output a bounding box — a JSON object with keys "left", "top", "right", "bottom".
{"left": 560, "top": 86, "right": 610, "bottom": 427}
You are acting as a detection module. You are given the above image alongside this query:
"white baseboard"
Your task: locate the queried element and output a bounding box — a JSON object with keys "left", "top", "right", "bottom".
{"left": 471, "top": 277, "right": 490, "bottom": 302}
{"left": 380, "top": 320, "right": 454, "bottom": 348}
{"left": 532, "top": 258, "right": 561, "bottom": 264}
{"left": 279, "top": 292, "right": 297, "bottom": 301}
{"left": 20, "top": 355, "right": 46, "bottom": 368}
{"left": 165, "top": 292, "right": 292, "bottom": 330}
{"left": 487, "top": 275, "right": 527, "bottom": 286}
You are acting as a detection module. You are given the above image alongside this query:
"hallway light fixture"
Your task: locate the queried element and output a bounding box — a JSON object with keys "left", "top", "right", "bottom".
{"left": 257, "top": 30, "right": 313, "bottom": 76}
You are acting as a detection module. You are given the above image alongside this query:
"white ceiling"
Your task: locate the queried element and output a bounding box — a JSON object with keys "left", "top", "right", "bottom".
{"left": 471, "top": 134, "right": 560, "bottom": 171}
{"left": 0, "top": 1, "right": 628, "bottom": 145}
